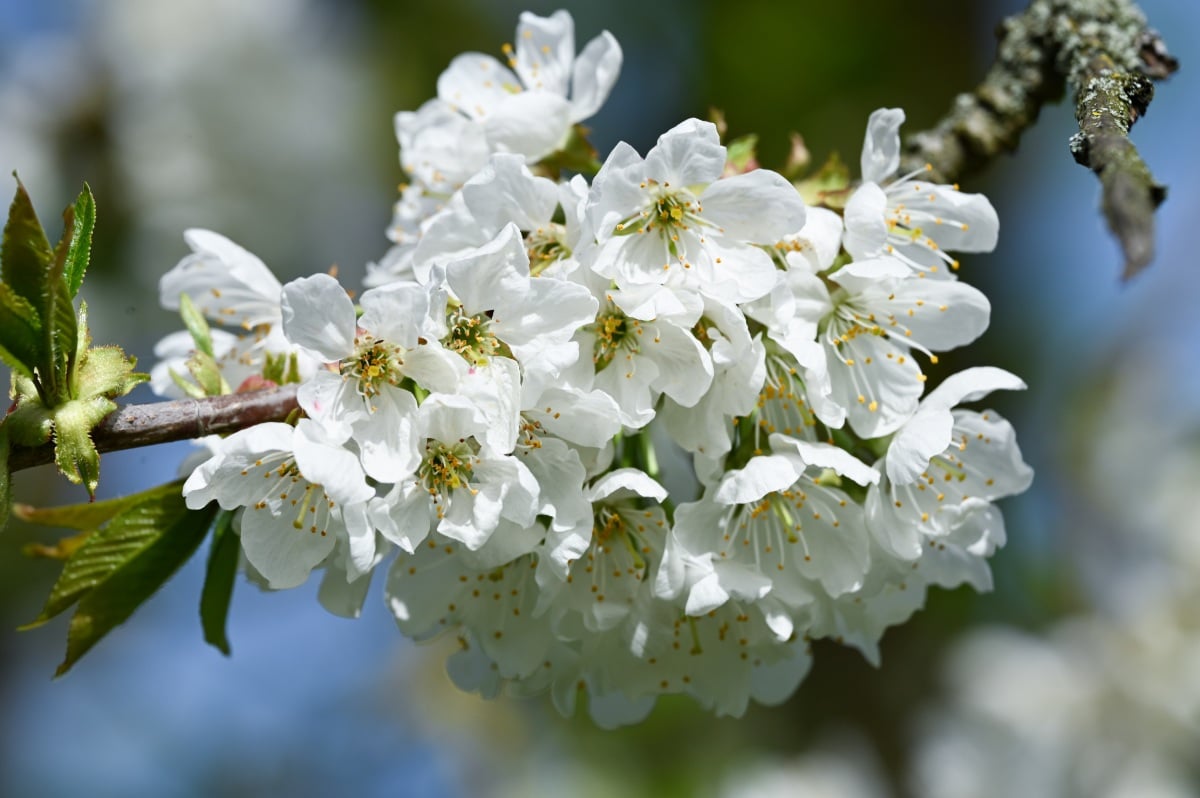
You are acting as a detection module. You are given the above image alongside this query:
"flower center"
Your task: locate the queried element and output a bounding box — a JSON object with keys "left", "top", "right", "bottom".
{"left": 341, "top": 337, "right": 403, "bottom": 399}
{"left": 419, "top": 439, "right": 479, "bottom": 496}
{"left": 444, "top": 307, "right": 507, "bottom": 367}
{"left": 590, "top": 304, "right": 641, "bottom": 372}
{"left": 524, "top": 223, "right": 570, "bottom": 275}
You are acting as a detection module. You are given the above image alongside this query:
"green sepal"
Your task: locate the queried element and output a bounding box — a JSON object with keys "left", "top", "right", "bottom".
{"left": 200, "top": 511, "right": 239, "bottom": 656}
{"left": 52, "top": 396, "right": 116, "bottom": 497}
{"left": 537, "top": 124, "right": 602, "bottom": 177}
{"left": 1, "top": 174, "right": 53, "bottom": 313}
{"left": 61, "top": 184, "right": 95, "bottom": 298}
{"left": 178, "top": 292, "right": 214, "bottom": 358}
{"left": 0, "top": 283, "right": 42, "bottom": 380}
{"left": 169, "top": 367, "right": 209, "bottom": 400}
{"left": 21, "top": 481, "right": 217, "bottom": 676}
{"left": 186, "top": 350, "right": 230, "bottom": 397}
{"left": 796, "top": 152, "right": 852, "bottom": 208}
{"left": 75, "top": 344, "right": 148, "bottom": 400}
{"left": 4, "top": 392, "right": 54, "bottom": 448}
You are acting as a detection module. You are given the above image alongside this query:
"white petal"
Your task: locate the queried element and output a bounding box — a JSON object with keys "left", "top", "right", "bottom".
{"left": 886, "top": 410, "right": 955, "bottom": 485}
{"left": 860, "top": 107, "right": 905, "bottom": 183}
{"left": 586, "top": 467, "right": 669, "bottom": 503}
{"left": 280, "top": 274, "right": 356, "bottom": 362}
{"left": 293, "top": 420, "right": 373, "bottom": 505}
{"left": 644, "top": 118, "right": 725, "bottom": 188}
{"left": 353, "top": 387, "right": 422, "bottom": 483}
{"left": 513, "top": 10, "right": 574, "bottom": 97}
{"left": 437, "top": 53, "right": 520, "bottom": 119}
{"left": 445, "top": 223, "right": 530, "bottom": 311}
{"left": 484, "top": 92, "right": 573, "bottom": 161}
{"left": 700, "top": 169, "right": 806, "bottom": 243}
{"left": 714, "top": 456, "right": 800, "bottom": 505}
{"left": 770, "top": 436, "right": 879, "bottom": 486}
{"left": 359, "top": 282, "right": 430, "bottom": 348}
{"left": 921, "top": 366, "right": 1026, "bottom": 412}
{"left": 462, "top": 153, "right": 559, "bottom": 233}
{"left": 239, "top": 505, "right": 335, "bottom": 589}
{"left": 842, "top": 182, "right": 889, "bottom": 260}
{"left": 569, "top": 30, "right": 622, "bottom": 122}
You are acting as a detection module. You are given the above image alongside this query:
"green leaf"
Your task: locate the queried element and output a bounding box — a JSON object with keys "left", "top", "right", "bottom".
{"left": 1, "top": 175, "right": 53, "bottom": 312}
{"left": 62, "top": 184, "right": 95, "bottom": 298}
{"left": 0, "top": 283, "right": 42, "bottom": 380}
{"left": 200, "top": 511, "right": 239, "bottom": 655}
{"left": 52, "top": 396, "right": 116, "bottom": 497}
{"left": 178, "top": 293, "right": 213, "bottom": 358}
{"left": 42, "top": 249, "right": 76, "bottom": 403}
{"left": 20, "top": 480, "right": 217, "bottom": 676}
{"left": 14, "top": 489, "right": 156, "bottom": 531}
{"left": 58, "top": 498, "right": 217, "bottom": 676}
{"left": 21, "top": 480, "right": 191, "bottom": 626}
{"left": 4, "top": 394, "right": 53, "bottom": 448}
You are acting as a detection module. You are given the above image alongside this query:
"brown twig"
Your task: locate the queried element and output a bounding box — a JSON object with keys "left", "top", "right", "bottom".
{"left": 8, "top": 385, "right": 299, "bottom": 473}
{"left": 901, "top": 0, "right": 1178, "bottom": 279}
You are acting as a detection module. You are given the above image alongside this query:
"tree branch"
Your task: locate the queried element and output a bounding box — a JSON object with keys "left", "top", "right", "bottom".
{"left": 8, "top": 385, "right": 300, "bottom": 473}
{"left": 901, "top": 0, "right": 1178, "bottom": 279}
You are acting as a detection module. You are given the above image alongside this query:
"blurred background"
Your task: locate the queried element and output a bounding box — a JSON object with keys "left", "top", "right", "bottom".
{"left": 1, "top": 0, "right": 1198, "bottom": 795}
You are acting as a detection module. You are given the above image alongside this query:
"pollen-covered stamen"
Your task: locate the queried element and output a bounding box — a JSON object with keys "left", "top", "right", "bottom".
{"left": 341, "top": 336, "right": 405, "bottom": 401}
{"left": 590, "top": 303, "right": 642, "bottom": 372}
{"left": 444, "top": 307, "right": 509, "bottom": 367}
{"left": 242, "top": 455, "right": 337, "bottom": 537}
{"left": 758, "top": 352, "right": 818, "bottom": 440}
{"left": 613, "top": 182, "right": 709, "bottom": 259}
{"left": 880, "top": 165, "right": 969, "bottom": 273}
{"left": 524, "top": 223, "right": 570, "bottom": 275}
{"left": 721, "top": 490, "right": 806, "bottom": 572}
{"left": 419, "top": 439, "right": 481, "bottom": 512}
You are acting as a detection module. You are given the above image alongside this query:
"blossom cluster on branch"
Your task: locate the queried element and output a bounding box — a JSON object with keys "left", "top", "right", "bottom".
{"left": 160, "top": 10, "right": 1032, "bottom": 725}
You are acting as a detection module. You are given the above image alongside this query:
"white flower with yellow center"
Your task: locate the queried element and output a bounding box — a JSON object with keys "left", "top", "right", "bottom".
{"left": 866, "top": 367, "right": 1033, "bottom": 568}
{"left": 817, "top": 258, "right": 991, "bottom": 439}
{"left": 437, "top": 9, "right": 622, "bottom": 162}
{"left": 182, "top": 420, "right": 374, "bottom": 589}
{"left": 281, "top": 273, "right": 464, "bottom": 482}
{"left": 368, "top": 394, "right": 540, "bottom": 553}
{"left": 586, "top": 118, "right": 805, "bottom": 316}
{"left": 843, "top": 107, "right": 999, "bottom": 277}
{"left": 658, "top": 436, "right": 878, "bottom": 641}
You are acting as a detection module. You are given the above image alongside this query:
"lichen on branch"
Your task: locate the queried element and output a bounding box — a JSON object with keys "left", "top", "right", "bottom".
{"left": 901, "top": 0, "right": 1178, "bottom": 279}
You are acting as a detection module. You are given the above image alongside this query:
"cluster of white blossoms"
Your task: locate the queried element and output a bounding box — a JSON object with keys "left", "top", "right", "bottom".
{"left": 160, "top": 10, "right": 1032, "bottom": 726}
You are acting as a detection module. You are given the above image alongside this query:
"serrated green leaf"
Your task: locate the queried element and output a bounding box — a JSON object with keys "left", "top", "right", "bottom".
{"left": 178, "top": 293, "right": 213, "bottom": 358}
{"left": 52, "top": 396, "right": 116, "bottom": 497}
{"left": 21, "top": 480, "right": 191, "bottom": 627}
{"left": 42, "top": 253, "right": 75, "bottom": 403}
{"left": 35, "top": 483, "right": 215, "bottom": 676}
{"left": 1, "top": 175, "right": 53, "bottom": 312}
{"left": 14, "top": 488, "right": 155, "bottom": 531}
{"left": 0, "top": 283, "right": 42, "bottom": 380}
{"left": 63, "top": 184, "right": 94, "bottom": 298}
{"left": 200, "top": 511, "right": 239, "bottom": 656}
